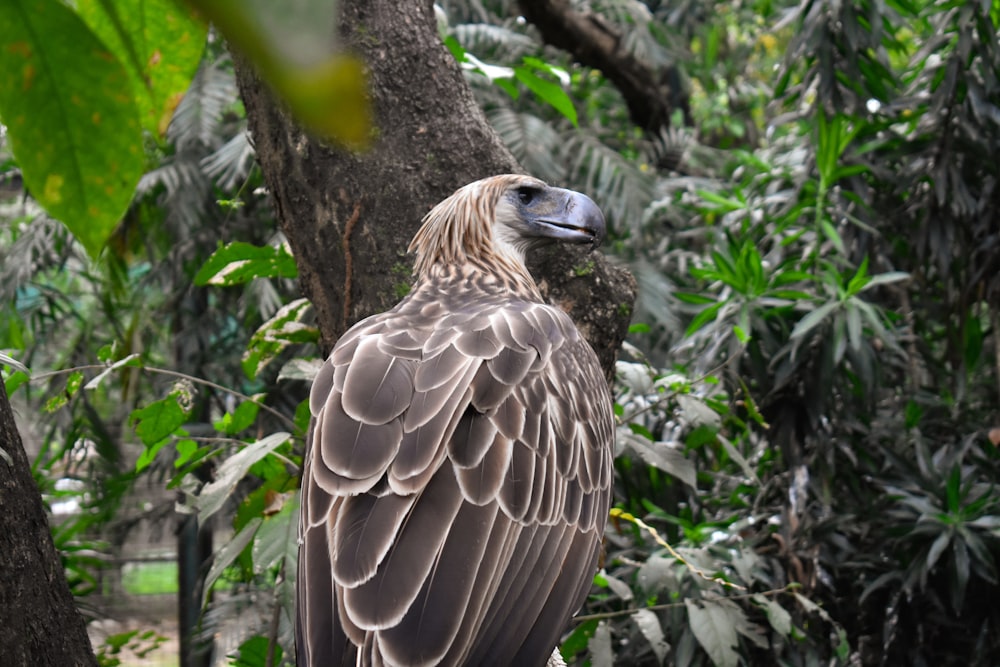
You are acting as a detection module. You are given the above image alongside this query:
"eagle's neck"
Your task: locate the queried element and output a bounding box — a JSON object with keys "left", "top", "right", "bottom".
{"left": 418, "top": 257, "right": 542, "bottom": 301}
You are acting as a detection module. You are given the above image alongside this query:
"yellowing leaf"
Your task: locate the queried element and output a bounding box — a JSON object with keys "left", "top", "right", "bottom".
{"left": 0, "top": 0, "right": 145, "bottom": 259}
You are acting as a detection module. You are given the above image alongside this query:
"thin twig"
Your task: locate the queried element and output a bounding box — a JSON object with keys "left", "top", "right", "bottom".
{"left": 610, "top": 508, "right": 746, "bottom": 591}
{"left": 572, "top": 584, "right": 797, "bottom": 623}
{"left": 28, "top": 363, "right": 298, "bottom": 432}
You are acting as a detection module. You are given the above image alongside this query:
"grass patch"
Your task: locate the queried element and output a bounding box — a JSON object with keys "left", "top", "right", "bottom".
{"left": 121, "top": 561, "right": 177, "bottom": 596}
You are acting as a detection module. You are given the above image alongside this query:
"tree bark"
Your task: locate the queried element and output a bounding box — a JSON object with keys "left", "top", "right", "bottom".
{"left": 516, "top": 0, "right": 691, "bottom": 134}
{"left": 0, "top": 382, "right": 97, "bottom": 667}
{"left": 233, "top": 0, "right": 635, "bottom": 380}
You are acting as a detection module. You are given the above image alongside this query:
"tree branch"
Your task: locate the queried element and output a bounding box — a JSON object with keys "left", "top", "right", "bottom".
{"left": 516, "top": 0, "right": 690, "bottom": 133}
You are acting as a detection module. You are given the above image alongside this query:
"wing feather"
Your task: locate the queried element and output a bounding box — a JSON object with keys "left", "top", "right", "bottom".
{"left": 342, "top": 467, "right": 465, "bottom": 629}
{"left": 341, "top": 337, "right": 415, "bottom": 424}
{"left": 301, "top": 285, "right": 614, "bottom": 667}
{"left": 331, "top": 492, "right": 416, "bottom": 587}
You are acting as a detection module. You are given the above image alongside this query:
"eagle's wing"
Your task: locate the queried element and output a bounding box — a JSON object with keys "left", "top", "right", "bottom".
{"left": 298, "top": 298, "right": 614, "bottom": 667}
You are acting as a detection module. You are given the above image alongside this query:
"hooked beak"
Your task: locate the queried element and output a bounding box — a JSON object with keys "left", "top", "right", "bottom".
{"left": 528, "top": 187, "right": 606, "bottom": 247}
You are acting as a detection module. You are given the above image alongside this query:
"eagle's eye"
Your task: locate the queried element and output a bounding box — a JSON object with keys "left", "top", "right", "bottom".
{"left": 517, "top": 186, "right": 537, "bottom": 205}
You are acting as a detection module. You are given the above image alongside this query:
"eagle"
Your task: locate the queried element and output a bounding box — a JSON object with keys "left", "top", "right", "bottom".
{"left": 297, "top": 174, "right": 615, "bottom": 666}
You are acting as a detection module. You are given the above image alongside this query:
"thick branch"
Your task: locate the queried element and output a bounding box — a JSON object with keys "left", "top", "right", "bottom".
{"left": 516, "top": 0, "right": 690, "bottom": 132}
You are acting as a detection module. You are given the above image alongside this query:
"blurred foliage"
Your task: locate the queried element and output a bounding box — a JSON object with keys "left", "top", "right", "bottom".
{"left": 2, "top": 0, "right": 1000, "bottom": 665}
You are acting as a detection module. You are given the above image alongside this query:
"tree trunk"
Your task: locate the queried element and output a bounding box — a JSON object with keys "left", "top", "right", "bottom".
{"left": 0, "top": 382, "right": 97, "bottom": 667}
{"left": 233, "top": 0, "right": 635, "bottom": 380}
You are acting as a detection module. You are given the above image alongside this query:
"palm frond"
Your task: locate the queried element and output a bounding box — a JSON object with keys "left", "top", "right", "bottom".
{"left": 561, "top": 131, "right": 656, "bottom": 233}
{"left": 201, "top": 132, "right": 255, "bottom": 193}
{"left": 487, "top": 108, "right": 566, "bottom": 182}
{"left": 168, "top": 59, "right": 238, "bottom": 152}
{"left": 452, "top": 22, "right": 537, "bottom": 61}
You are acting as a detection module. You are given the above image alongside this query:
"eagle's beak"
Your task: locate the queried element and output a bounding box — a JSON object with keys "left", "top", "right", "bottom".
{"left": 532, "top": 187, "right": 606, "bottom": 248}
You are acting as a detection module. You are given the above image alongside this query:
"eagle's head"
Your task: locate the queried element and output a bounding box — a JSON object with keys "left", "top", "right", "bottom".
{"left": 409, "top": 174, "right": 606, "bottom": 278}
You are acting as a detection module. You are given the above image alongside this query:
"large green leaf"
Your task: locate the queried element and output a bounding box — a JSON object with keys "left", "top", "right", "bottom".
{"left": 685, "top": 599, "right": 740, "bottom": 667}
{"left": 0, "top": 0, "right": 144, "bottom": 258}
{"left": 185, "top": 0, "right": 370, "bottom": 148}
{"left": 76, "top": 0, "right": 206, "bottom": 135}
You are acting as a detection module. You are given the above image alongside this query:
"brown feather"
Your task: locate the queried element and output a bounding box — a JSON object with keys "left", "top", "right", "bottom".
{"left": 297, "top": 175, "right": 613, "bottom": 667}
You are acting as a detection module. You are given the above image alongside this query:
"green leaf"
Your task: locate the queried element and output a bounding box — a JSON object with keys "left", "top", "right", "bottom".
{"left": 76, "top": 0, "right": 206, "bottom": 135}
{"left": 194, "top": 241, "right": 298, "bottom": 286}
{"left": 193, "top": 432, "right": 291, "bottom": 523}
{"left": 0, "top": 0, "right": 144, "bottom": 259}
{"left": 84, "top": 352, "right": 141, "bottom": 390}
{"left": 560, "top": 618, "right": 598, "bottom": 661}
{"left": 0, "top": 352, "right": 29, "bottom": 375}
{"left": 674, "top": 292, "right": 718, "bottom": 305}
{"left": 514, "top": 64, "right": 577, "bottom": 126}
{"left": 860, "top": 271, "right": 910, "bottom": 290}
{"left": 173, "top": 438, "right": 199, "bottom": 468}
{"left": 228, "top": 632, "right": 281, "bottom": 667}
{"left": 130, "top": 392, "right": 189, "bottom": 448}
{"left": 587, "top": 621, "right": 614, "bottom": 667}
{"left": 790, "top": 301, "right": 839, "bottom": 340}
{"left": 202, "top": 517, "right": 261, "bottom": 606}
{"left": 243, "top": 298, "right": 316, "bottom": 379}
{"left": 685, "top": 301, "right": 725, "bottom": 337}
{"left": 820, "top": 219, "right": 846, "bottom": 255}
{"left": 214, "top": 397, "right": 262, "bottom": 435}
{"left": 963, "top": 315, "right": 983, "bottom": 369}
{"left": 632, "top": 609, "right": 670, "bottom": 663}
{"left": 251, "top": 498, "right": 297, "bottom": 573}
{"left": 685, "top": 599, "right": 740, "bottom": 667}
{"left": 753, "top": 594, "right": 792, "bottom": 636}
{"left": 4, "top": 370, "right": 30, "bottom": 396}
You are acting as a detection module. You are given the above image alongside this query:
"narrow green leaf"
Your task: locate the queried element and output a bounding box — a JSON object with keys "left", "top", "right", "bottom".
{"left": 790, "top": 301, "right": 839, "bottom": 340}
{"left": 674, "top": 292, "right": 717, "bottom": 305}
{"left": 925, "top": 529, "right": 951, "bottom": 572}
{"left": 251, "top": 500, "right": 297, "bottom": 573}
{"left": 685, "top": 301, "right": 725, "bottom": 337}
{"left": 513, "top": 64, "right": 577, "bottom": 126}
{"left": 202, "top": 517, "right": 262, "bottom": 606}
{"left": 0, "top": 0, "right": 145, "bottom": 258}
{"left": 845, "top": 301, "right": 863, "bottom": 352}
{"left": 587, "top": 621, "right": 614, "bottom": 667}
{"left": 820, "top": 219, "right": 846, "bottom": 255}
{"left": 861, "top": 271, "right": 910, "bottom": 290}
{"left": 696, "top": 189, "right": 745, "bottom": 212}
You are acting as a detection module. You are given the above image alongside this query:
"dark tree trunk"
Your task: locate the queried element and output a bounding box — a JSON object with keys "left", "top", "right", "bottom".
{"left": 233, "top": 0, "right": 635, "bottom": 380}
{"left": 0, "top": 382, "right": 97, "bottom": 667}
